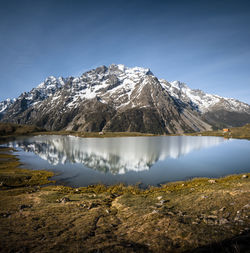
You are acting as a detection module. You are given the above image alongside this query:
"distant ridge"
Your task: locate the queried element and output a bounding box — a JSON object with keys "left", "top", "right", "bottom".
{"left": 1, "top": 64, "right": 250, "bottom": 134}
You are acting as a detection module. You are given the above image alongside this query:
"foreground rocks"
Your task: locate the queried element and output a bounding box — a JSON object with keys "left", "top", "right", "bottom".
{"left": 0, "top": 147, "right": 249, "bottom": 252}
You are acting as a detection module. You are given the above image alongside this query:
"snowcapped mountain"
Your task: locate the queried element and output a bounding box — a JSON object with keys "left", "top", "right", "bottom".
{"left": 1, "top": 64, "right": 250, "bottom": 133}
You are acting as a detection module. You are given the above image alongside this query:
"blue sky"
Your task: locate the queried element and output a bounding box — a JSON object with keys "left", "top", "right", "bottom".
{"left": 0, "top": 0, "right": 250, "bottom": 103}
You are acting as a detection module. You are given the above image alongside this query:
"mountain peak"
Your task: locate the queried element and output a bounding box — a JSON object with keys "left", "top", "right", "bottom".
{"left": 171, "top": 80, "right": 188, "bottom": 89}
{"left": 108, "top": 64, "right": 153, "bottom": 76}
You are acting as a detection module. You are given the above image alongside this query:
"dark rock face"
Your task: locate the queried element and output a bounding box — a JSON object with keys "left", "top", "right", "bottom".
{"left": 0, "top": 64, "right": 249, "bottom": 133}
{"left": 104, "top": 108, "right": 166, "bottom": 134}
{"left": 202, "top": 110, "right": 250, "bottom": 129}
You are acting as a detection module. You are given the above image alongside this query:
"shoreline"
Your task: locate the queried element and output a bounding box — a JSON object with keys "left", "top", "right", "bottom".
{"left": 1, "top": 132, "right": 250, "bottom": 190}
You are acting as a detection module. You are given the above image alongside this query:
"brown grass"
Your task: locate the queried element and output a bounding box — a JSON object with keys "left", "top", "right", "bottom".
{"left": 0, "top": 147, "right": 249, "bottom": 252}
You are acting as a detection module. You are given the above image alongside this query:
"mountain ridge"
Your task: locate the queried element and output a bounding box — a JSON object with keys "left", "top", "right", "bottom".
{"left": 1, "top": 64, "right": 250, "bottom": 133}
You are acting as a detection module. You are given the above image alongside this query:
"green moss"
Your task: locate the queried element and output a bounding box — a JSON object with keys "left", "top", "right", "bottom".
{"left": 0, "top": 147, "right": 54, "bottom": 188}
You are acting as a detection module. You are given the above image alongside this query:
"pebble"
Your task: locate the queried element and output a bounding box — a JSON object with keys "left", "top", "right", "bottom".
{"left": 219, "top": 207, "right": 226, "bottom": 212}
{"left": 219, "top": 218, "right": 229, "bottom": 225}
{"left": 203, "top": 218, "right": 214, "bottom": 225}
{"left": 243, "top": 204, "right": 250, "bottom": 209}
{"left": 207, "top": 215, "right": 218, "bottom": 219}
{"left": 242, "top": 174, "right": 248, "bottom": 179}
{"left": 167, "top": 211, "right": 175, "bottom": 216}
{"left": 201, "top": 195, "right": 208, "bottom": 199}
{"left": 208, "top": 179, "right": 216, "bottom": 184}
{"left": 20, "top": 204, "right": 32, "bottom": 210}
{"left": 87, "top": 202, "right": 99, "bottom": 209}
{"left": 157, "top": 196, "right": 163, "bottom": 200}
{"left": 159, "top": 200, "right": 169, "bottom": 205}
{"left": 58, "top": 197, "right": 70, "bottom": 203}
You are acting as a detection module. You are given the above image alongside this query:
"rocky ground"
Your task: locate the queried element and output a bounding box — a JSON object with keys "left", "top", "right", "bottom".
{"left": 0, "top": 147, "right": 249, "bottom": 253}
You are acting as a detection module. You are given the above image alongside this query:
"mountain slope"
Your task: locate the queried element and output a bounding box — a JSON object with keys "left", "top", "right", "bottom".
{"left": 0, "top": 64, "right": 250, "bottom": 133}
{"left": 160, "top": 80, "right": 250, "bottom": 128}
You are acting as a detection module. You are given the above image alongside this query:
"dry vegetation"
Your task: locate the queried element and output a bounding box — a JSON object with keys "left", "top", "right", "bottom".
{"left": 188, "top": 124, "right": 250, "bottom": 140}
{"left": 0, "top": 147, "right": 249, "bottom": 252}
{"left": 0, "top": 123, "right": 156, "bottom": 144}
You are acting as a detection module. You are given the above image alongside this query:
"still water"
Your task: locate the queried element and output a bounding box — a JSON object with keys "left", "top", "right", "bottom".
{"left": 6, "top": 135, "right": 250, "bottom": 187}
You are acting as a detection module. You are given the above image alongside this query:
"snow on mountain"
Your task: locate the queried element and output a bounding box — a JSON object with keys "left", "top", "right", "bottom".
{"left": 160, "top": 80, "right": 250, "bottom": 114}
{"left": 0, "top": 98, "right": 16, "bottom": 113}
{"left": 0, "top": 64, "right": 250, "bottom": 132}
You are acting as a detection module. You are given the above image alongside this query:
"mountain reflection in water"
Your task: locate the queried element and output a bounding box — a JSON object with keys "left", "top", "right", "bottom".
{"left": 9, "top": 135, "right": 225, "bottom": 174}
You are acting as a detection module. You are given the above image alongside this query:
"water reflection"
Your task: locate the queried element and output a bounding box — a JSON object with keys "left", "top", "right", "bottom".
{"left": 9, "top": 135, "right": 225, "bottom": 174}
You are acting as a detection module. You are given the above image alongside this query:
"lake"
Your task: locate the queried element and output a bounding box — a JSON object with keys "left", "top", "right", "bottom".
{"left": 5, "top": 135, "right": 250, "bottom": 187}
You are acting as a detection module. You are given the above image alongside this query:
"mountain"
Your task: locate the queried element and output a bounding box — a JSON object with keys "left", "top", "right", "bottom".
{"left": 1, "top": 64, "right": 250, "bottom": 134}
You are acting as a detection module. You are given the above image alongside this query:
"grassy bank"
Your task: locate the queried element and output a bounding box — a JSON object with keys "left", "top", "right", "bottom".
{"left": 1, "top": 122, "right": 250, "bottom": 141}
{"left": 188, "top": 124, "right": 250, "bottom": 140}
{"left": 35, "top": 130, "right": 156, "bottom": 138}
{"left": 0, "top": 146, "right": 249, "bottom": 252}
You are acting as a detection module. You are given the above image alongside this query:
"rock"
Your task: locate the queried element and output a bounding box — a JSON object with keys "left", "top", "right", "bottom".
{"left": 152, "top": 210, "right": 159, "bottom": 214}
{"left": 219, "top": 207, "right": 226, "bottom": 212}
{"left": 87, "top": 202, "right": 99, "bottom": 210}
{"left": 207, "top": 215, "right": 218, "bottom": 219}
{"left": 75, "top": 188, "right": 79, "bottom": 192}
{"left": 224, "top": 212, "right": 231, "bottom": 218}
{"left": 59, "top": 197, "right": 71, "bottom": 203}
{"left": 201, "top": 195, "right": 208, "bottom": 199}
{"left": 20, "top": 204, "right": 32, "bottom": 210}
{"left": 219, "top": 218, "right": 229, "bottom": 225}
{"left": 157, "top": 196, "right": 163, "bottom": 200}
{"left": 166, "top": 211, "right": 175, "bottom": 216}
{"left": 192, "top": 221, "right": 199, "bottom": 225}
{"left": 208, "top": 179, "right": 216, "bottom": 184}
{"left": 243, "top": 204, "right": 250, "bottom": 209}
{"left": 242, "top": 174, "right": 248, "bottom": 179}
{"left": 156, "top": 199, "right": 169, "bottom": 206}
{"left": 203, "top": 218, "right": 213, "bottom": 225}
{"left": 0, "top": 212, "right": 11, "bottom": 218}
